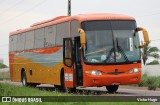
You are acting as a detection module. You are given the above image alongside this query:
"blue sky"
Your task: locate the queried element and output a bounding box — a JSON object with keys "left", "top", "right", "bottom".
{"left": 0, "top": 0, "right": 160, "bottom": 65}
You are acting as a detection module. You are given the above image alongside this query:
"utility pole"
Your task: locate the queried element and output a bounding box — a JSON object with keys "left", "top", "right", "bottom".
{"left": 68, "top": 0, "right": 71, "bottom": 16}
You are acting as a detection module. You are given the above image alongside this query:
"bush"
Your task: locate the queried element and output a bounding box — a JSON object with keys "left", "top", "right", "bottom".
{"left": 138, "top": 74, "right": 148, "bottom": 87}
{"left": 138, "top": 74, "right": 160, "bottom": 90}
{"left": 147, "top": 77, "right": 158, "bottom": 90}
{"left": 146, "top": 60, "right": 159, "bottom": 65}
{"left": 158, "top": 76, "right": 160, "bottom": 88}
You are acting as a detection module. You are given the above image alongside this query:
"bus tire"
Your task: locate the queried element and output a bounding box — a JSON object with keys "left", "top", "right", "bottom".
{"left": 54, "top": 69, "right": 66, "bottom": 92}
{"left": 106, "top": 85, "right": 119, "bottom": 93}
{"left": 21, "top": 71, "right": 28, "bottom": 86}
{"left": 60, "top": 69, "right": 66, "bottom": 92}
{"left": 67, "top": 87, "right": 77, "bottom": 93}
{"left": 28, "top": 83, "right": 38, "bottom": 87}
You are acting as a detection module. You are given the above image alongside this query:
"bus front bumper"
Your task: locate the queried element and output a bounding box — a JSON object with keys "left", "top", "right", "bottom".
{"left": 83, "top": 73, "right": 141, "bottom": 87}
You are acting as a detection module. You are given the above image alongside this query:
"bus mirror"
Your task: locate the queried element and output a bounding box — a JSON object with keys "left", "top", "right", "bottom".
{"left": 78, "top": 28, "right": 86, "bottom": 50}
{"left": 136, "top": 27, "right": 150, "bottom": 48}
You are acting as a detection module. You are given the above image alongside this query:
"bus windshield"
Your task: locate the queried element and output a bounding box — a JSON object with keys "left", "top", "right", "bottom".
{"left": 82, "top": 20, "right": 140, "bottom": 64}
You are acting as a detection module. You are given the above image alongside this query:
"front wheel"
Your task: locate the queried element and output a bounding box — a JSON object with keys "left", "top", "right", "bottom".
{"left": 106, "top": 85, "right": 119, "bottom": 93}
{"left": 67, "top": 87, "right": 77, "bottom": 93}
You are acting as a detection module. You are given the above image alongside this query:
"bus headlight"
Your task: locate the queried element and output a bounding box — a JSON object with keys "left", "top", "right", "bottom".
{"left": 130, "top": 68, "right": 140, "bottom": 73}
{"left": 85, "top": 70, "right": 102, "bottom": 75}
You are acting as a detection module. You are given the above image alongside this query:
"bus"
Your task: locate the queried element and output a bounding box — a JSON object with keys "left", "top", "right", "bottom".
{"left": 9, "top": 13, "right": 149, "bottom": 93}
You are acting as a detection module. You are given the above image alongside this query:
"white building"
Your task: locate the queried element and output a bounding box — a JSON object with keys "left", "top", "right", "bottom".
{"left": 142, "top": 65, "right": 160, "bottom": 77}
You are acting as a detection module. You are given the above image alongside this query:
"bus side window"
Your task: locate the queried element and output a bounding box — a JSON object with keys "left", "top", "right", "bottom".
{"left": 34, "top": 28, "right": 45, "bottom": 48}
{"left": 63, "top": 38, "right": 73, "bottom": 67}
{"left": 9, "top": 35, "right": 17, "bottom": 52}
{"left": 44, "top": 25, "right": 56, "bottom": 47}
{"left": 56, "top": 22, "right": 69, "bottom": 46}
{"left": 25, "top": 31, "right": 34, "bottom": 50}
{"left": 71, "top": 20, "right": 79, "bottom": 37}
{"left": 16, "top": 33, "right": 25, "bottom": 51}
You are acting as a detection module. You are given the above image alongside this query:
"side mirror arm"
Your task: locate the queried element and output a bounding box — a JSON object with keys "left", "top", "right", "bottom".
{"left": 78, "top": 28, "right": 86, "bottom": 50}
{"left": 136, "top": 27, "right": 150, "bottom": 48}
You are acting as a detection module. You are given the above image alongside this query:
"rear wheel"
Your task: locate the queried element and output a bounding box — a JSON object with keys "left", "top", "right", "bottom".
{"left": 106, "top": 85, "right": 119, "bottom": 93}
{"left": 21, "top": 71, "right": 38, "bottom": 87}
{"left": 28, "top": 83, "right": 38, "bottom": 87}
{"left": 54, "top": 69, "right": 66, "bottom": 92}
{"left": 54, "top": 85, "right": 66, "bottom": 92}
{"left": 22, "top": 71, "right": 28, "bottom": 86}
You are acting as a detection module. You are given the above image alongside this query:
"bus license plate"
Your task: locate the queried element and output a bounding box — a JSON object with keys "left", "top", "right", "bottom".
{"left": 111, "top": 83, "right": 120, "bottom": 85}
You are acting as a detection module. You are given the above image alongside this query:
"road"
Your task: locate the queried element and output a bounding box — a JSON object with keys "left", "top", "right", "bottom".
{"left": 1, "top": 80, "right": 160, "bottom": 96}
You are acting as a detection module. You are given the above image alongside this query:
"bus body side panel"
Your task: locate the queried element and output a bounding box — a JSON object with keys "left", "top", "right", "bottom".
{"left": 9, "top": 47, "right": 63, "bottom": 85}
{"left": 82, "top": 63, "right": 142, "bottom": 87}
{"left": 64, "top": 66, "right": 75, "bottom": 88}
{"left": 9, "top": 52, "right": 16, "bottom": 81}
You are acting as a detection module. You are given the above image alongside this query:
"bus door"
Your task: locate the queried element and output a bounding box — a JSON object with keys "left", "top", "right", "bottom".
{"left": 74, "top": 36, "right": 83, "bottom": 86}
{"left": 63, "top": 38, "right": 74, "bottom": 88}
{"left": 63, "top": 37, "right": 83, "bottom": 88}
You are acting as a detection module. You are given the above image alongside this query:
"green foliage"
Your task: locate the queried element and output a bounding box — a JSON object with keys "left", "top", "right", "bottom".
{"left": 157, "top": 76, "right": 160, "bottom": 88}
{"left": 0, "top": 102, "right": 150, "bottom": 105}
{"left": 138, "top": 74, "right": 160, "bottom": 90}
{"left": 141, "top": 43, "right": 160, "bottom": 65}
{"left": 0, "top": 83, "right": 61, "bottom": 96}
{"left": 0, "top": 83, "right": 150, "bottom": 105}
{"left": 147, "top": 77, "right": 158, "bottom": 90}
{"left": 0, "top": 63, "right": 8, "bottom": 68}
{"left": 138, "top": 74, "right": 148, "bottom": 87}
{"left": 0, "top": 71, "right": 10, "bottom": 80}
{"left": 146, "top": 60, "right": 159, "bottom": 65}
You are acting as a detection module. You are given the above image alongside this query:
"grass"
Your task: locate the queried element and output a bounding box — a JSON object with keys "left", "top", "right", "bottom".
{"left": 0, "top": 83, "right": 151, "bottom": 105}
{"left": 0, "top": 83, "right": 64, "bottom": 96}
{"left": 0, "top": 102, "right": 151, "bottom": 105}
{"left": 0, "top": 70, "right": 160, "bottom": 90}
{"left": 0, "top": 71, "right": 157, "bottom": 105}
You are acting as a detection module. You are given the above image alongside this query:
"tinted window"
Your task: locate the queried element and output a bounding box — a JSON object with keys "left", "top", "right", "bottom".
{"left": 45, "top": 25, "right": 56, "bottom": 47}
{"left": 82, "top": 20, "right": 136, "bottom": 31}
{"left": 56, "top": 22, "right": 69, "bottom": 45}
{"left": 34, "top": 28, "right": 45, "bottom": 48}
{"left": 9, "top": 35, "right": 17, "bottom": 52}
{"left": 16, "top": 33, "right": 25, "bottom": 51}
{"left": 111, "top": 21, "right": 136, "bottom": 30}
{"left": 71, "top": 20, "right": 79, "bottom": 37}
{"left": 25, "top": 31, "right": 34, "bottom": 50}
{"left": 82, "top": 21, "right": 111, "bottom": 31}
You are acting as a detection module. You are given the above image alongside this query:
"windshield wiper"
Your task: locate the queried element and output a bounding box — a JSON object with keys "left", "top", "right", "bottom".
{"left": 116, "top": 38, "right": 130, "bottom": 62}
{"left": 103, "top": 48, "right": 115, "bottom": 63}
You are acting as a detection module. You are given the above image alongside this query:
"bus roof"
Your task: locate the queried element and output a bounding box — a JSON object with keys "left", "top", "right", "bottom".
{"left": 9, "top": 13, "right": 135, "bottom": 36}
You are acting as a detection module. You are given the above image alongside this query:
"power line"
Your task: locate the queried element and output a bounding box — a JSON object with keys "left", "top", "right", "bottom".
{"left": 0, "top": 0, "right": 47, "bottom": 26}
{"left": 0, "top": 0, "right": 25, "bottom": 15}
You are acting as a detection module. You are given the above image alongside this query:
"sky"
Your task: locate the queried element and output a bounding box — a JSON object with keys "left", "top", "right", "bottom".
{"left": 0, "top": 0, "right": 160, "bottom": 65}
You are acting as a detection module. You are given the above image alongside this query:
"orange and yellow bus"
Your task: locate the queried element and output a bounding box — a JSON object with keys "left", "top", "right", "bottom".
{"left": 9, "top": 13, "right": 149, "bottom": 93}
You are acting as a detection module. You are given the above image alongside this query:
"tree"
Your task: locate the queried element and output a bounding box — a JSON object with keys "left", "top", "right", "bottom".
{"left": 0, "top": 63, "right": 8, "bottom": 69}
{"left": 141, "top": 43, "right": 160, "bottom": 65}
{"left": 147, "top": 60, "right": 159, "bottom": 65}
